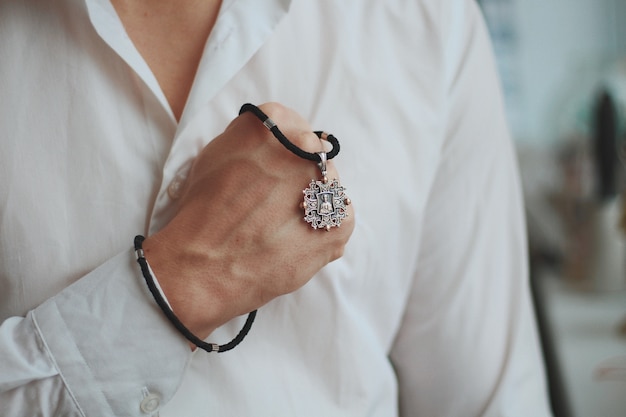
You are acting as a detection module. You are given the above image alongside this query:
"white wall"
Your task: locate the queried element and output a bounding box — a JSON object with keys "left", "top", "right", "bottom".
{"left": 484, "top": 0, "right": 626, "bottom": 146}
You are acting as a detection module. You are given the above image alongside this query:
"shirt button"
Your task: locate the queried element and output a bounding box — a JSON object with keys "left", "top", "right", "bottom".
{"left": 167, "top": 178, "right": 184, "bottom": 199}
{"left": 167, "top": 160, "right": 193, "bottom": 200}
{"left": 140, "top": 393, "right": 161, "bottom": 413}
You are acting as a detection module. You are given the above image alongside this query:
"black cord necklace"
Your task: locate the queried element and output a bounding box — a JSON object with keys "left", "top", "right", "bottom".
{"left": 239, "top": 103, "right": 351, "bottom": 231}
{"left": 238, "top": 103, "right": 340, "bottom": 162}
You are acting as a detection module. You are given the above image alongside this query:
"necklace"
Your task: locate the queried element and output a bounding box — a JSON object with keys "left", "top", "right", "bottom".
{"left": 239, "top": 103, "right": 351, "bottom": 231}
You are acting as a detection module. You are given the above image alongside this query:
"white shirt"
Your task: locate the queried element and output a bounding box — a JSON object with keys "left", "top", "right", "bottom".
{"left": 0, "top": 0, "right": 552, "bottom": 416}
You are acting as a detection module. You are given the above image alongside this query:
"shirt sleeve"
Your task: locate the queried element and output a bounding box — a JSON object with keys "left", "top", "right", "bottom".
{"left": 0, "top": 249, "right": 191, "bottom": 417}
{"left": 389, "top": 2, "right": 552, "bottom": 416}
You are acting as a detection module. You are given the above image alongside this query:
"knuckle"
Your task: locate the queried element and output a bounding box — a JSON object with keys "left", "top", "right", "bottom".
{"left": 328, "top": 227, "right": 352, "bottom": 261}
{"left": 331, "top": 245, "right": 346, "bottom": 261}
{"left": 291, "top": 130, "right": 321, "bottom": 153}
{"left": 258, "top": 102, "right": 289, "bottom": 121}
{"left": 257, "top": 102, "right": 316, "bottom": 149}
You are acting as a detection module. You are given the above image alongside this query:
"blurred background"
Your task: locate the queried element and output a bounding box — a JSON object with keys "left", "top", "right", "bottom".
{"left": 478, "top": 1, "right": 626, "bottom": 416}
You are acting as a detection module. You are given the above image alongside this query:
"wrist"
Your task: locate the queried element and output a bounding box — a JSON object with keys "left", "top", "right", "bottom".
{"left": 136, "top": 234, "right": 257, "bottom": 352}
{"left": 141, "top": 231, "right": 221, "bottom": 340}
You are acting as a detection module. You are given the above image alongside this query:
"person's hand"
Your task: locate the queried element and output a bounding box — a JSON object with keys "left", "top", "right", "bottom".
{"left": 143, "top": 103, "right": 355, "bottom": 340}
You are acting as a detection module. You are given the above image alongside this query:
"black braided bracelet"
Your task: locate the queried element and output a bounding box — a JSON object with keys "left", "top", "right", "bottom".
{"left": 238, "top": 103, "right": 340, "bottom": 162}
{"left": 134, "top": 235, "right": 257, "bottom": 353}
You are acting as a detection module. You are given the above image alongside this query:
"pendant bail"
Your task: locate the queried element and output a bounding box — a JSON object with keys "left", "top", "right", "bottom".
{"left": 318, "top": 151, "right": 328, "bottom": 182}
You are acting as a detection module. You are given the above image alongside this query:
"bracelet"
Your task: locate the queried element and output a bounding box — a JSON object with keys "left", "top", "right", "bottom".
{"left": 134, "top": 235, "right": 257, "bottom": 353}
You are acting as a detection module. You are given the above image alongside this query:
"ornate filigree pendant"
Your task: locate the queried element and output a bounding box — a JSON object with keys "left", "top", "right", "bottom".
{"left": 300, "top": 152, "right": 351, "bottom": 231}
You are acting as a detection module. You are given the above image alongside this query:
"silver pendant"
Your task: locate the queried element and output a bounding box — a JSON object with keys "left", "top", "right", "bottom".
{"left": 301, "top": 152, "right": 350, "bottom": 231}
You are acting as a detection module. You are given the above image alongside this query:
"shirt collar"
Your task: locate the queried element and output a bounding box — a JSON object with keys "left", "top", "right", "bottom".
{"left": 179, "top": 0, "right": 292, "bottom": 128}
{"left": 82, "top": 0, "right": 292, "bottom": 127}
{"left": 83, "top": 0, "right": 169, "bottom": 118}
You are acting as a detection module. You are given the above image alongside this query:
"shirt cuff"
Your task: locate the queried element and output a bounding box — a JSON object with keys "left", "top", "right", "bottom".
{"left": 33, "top": 248, "right": 190, "bottom": 416}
